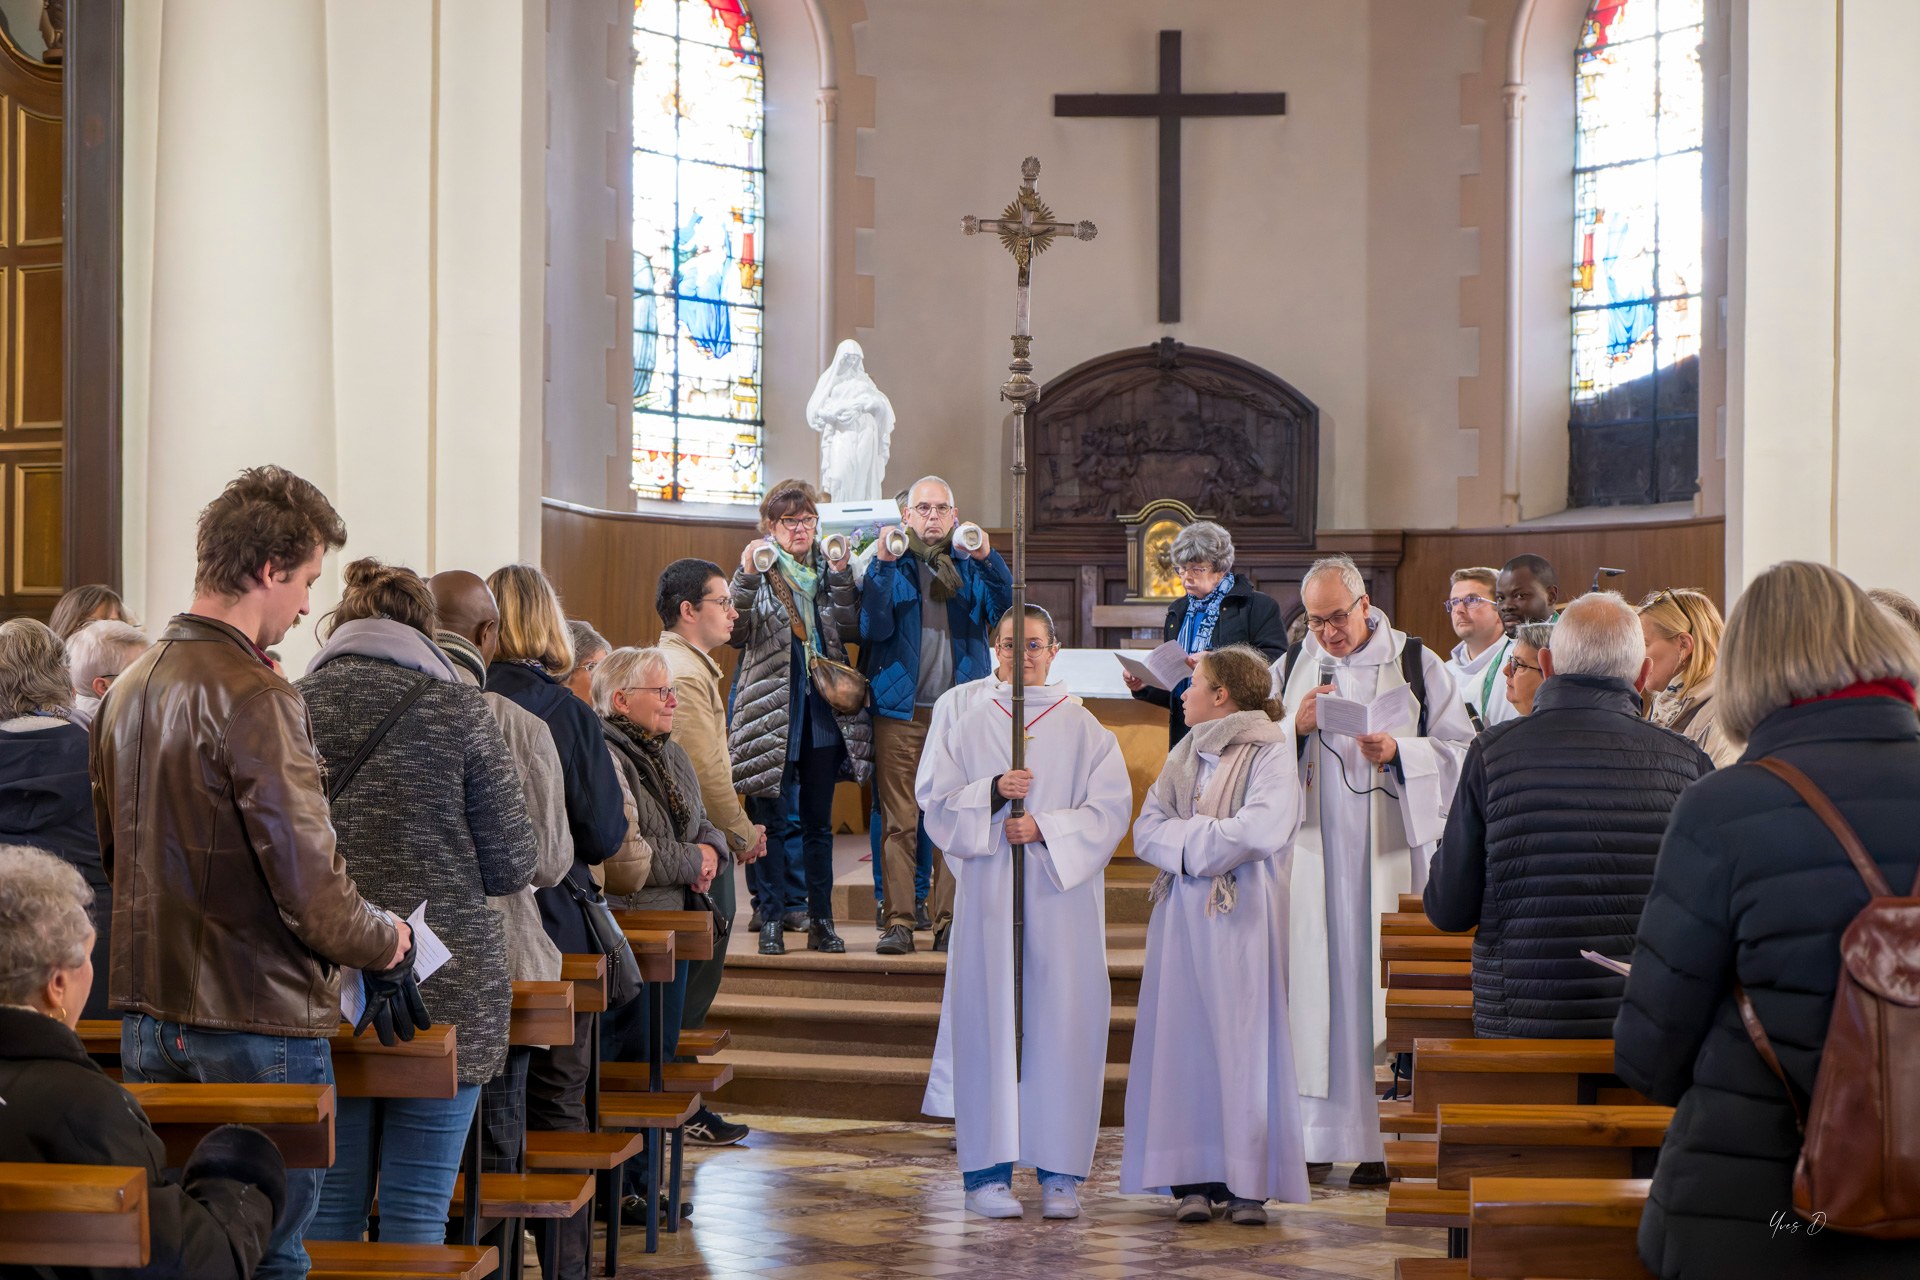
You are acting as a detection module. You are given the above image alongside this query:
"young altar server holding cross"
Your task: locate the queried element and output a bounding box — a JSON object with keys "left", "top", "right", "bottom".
{"left": 917, "top": 603, "right": 1133, "bottom": 1221}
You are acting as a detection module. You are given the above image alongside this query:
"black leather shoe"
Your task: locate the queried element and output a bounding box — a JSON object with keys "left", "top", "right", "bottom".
{"left": 758, "top": 919, "right": 785, "bottom": 955}
{"left": 808, "top": 919, "right": 846, "bottom": 953}
{"left": 1306, "top": 1162, "right": 1332, "bottom": 1185}
{"left": 914, "top": 898, "right": 933, "bottom": 931}
{"left": 875, "top": 903, "right": 887, "bottom": 930}
{"left": 748, "top": 908, "right": 765, "bottom": 932}
{"left": 781, "top": 910, "right": 809, "bottom": 932}
{"left": 931, "top": 925, "right": 950, "bottom": 953}
{"left": 1348, "top": 1161, "right": 1390, "bottom": 1188}
{"left": 620, "top": 1194, "right": 692, "bottom": 1225}
{"left": 875, "top": 924, "right": 914, "bottom": 955}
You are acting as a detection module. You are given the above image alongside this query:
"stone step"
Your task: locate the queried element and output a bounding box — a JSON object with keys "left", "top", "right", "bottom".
{"left": 715, "top": 1049, "right": 1131, "bottom": 1126}
{"left": 706, "top": 992, "right": 1138, "bottom": 1062}
{"left": 823, "top": 857, "right": 1156, "bottom": 925}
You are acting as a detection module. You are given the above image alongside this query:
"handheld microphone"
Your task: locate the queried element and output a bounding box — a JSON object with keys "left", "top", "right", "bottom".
{"left": 1465, "top": 702, "right": 1486, "bottom": 734}
{"left": 1319, "top": 657, "right": 1336, "bottom": 688}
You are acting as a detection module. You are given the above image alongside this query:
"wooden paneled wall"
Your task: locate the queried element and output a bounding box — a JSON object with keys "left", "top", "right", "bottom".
{"left": 1395, "top": 517, "right": 1726, "bottom": 653}
{"left": 541, "top": 499, "right": 757, "bottom": 656}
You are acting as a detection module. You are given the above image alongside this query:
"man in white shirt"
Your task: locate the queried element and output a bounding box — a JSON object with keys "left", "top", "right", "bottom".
{"left": 1442, "top": 568, "right": 1518, "bottom": 729}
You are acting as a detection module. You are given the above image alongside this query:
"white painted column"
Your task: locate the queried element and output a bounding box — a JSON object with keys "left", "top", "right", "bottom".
{"left": 140, "top": 0, "right": 339, "bottom": 640}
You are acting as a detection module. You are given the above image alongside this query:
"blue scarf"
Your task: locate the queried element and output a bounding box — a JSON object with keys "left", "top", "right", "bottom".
{"left": 1173, "top": 573, "right": 1235, "bottom": 701}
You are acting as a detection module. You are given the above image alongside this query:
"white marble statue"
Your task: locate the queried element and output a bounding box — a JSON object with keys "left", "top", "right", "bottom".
{"left": 807, "top": 339, "right": 893, "bottom": 502}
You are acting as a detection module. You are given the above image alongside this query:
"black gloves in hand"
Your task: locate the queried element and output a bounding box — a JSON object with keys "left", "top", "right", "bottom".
{"left": 353, "top": 941, "right": 431, "bottom": 1047}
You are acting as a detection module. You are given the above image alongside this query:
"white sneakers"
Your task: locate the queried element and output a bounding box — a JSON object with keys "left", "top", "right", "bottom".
{"left": 965, "top": 1183, "right": 1024, "bottom": 1219}
{"left": 1039, "top": 1176, "right": 1081, "bottom": 1220}
{"left": 964, "top": 1178, "right": 1083, "bottom": 1220}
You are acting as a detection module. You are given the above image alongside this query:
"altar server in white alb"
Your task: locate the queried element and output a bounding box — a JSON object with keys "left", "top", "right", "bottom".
{"left": 1274, "top": 555, "right": 1471, "bottom": 1186}
{"left": 1122, "top": 644, "right": 1311, "bottom": 1226}
{"left": 917, "top": 604, "right": 1132, "bottom": 1222}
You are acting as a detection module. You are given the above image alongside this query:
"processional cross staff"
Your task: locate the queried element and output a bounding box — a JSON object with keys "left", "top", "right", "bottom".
{"left": 961, "top": 156, "right": 1096, "bottom": 1080}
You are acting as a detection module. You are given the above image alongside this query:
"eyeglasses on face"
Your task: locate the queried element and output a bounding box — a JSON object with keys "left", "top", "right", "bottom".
{"left": 625, "top": 684, "right": 678, "bottom": 702}
{"left": 994, "top": 638, "right": 1056, "bottom": 655}
{"left": 697, "top": 593, "right": 735, "bottom": 611}
{"left": 1505, "top": 655, "right": 1542, "bottom": 676}
{"left": 1445, "top": 594, "right": 1493, "bottom": 613}
{"left": 578, "top": 658, "right": 603, "bottom": 675}
{"left": 909, "top": 502, "right": 955, "bottom": 518}
{"left": 1304, "top": 593, "right": 1365, "bottom": 633}
{"left": 776, "top": 516, "right": 819, "bottom": 533}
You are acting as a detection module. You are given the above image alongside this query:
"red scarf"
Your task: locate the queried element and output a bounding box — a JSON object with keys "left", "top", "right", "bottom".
{"left": 1791, "top": 678, "right": 1917, "bottom": 708}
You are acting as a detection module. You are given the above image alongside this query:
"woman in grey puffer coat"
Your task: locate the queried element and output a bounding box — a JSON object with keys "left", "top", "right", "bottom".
{"left": 728, "top": 482, "right": 872, "bottom": 954}
{"left": 297, "top": 559, "right": 537, "bottom": 1247}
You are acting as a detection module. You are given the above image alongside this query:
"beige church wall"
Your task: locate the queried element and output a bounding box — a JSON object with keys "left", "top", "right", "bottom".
{"left": 121, "top": 0, "right": 547, "bottom": 672}
{"left": 834, "top": 0, "right": 1483, "bottom": 530}
{"left": 1725, "top": 0, "right": 1920, "bottom": 599}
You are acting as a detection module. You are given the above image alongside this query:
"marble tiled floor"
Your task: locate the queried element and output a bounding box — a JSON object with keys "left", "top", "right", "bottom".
{"left": 594, "top": 1114, "right": 1449, "bottom": 1279}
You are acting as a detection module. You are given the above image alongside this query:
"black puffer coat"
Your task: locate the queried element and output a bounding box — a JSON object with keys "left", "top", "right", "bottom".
{"left": 1425, "top": 674, "right": 1712, "bottom": 1038}
{"left": 0, "top": 718, "right": 111, "bottom": 1019}
{"left": 1615, "top": 696, "right": 1920, "bottom": 1279}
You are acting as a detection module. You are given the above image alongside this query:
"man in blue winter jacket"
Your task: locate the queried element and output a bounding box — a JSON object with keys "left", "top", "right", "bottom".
{"left": 859, "top": 475, "right": 1010, "bottom": 955}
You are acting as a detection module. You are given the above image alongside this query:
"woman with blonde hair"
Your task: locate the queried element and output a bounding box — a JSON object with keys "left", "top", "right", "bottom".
{"left": 1122, "top": 644, "right": 1309, "bottom": 1225}
{"left": 1636, "top": 587, "right": 1736, "bottom": 767}
{"left": 1615, "top": 561, "right": 1920, "bottom": 1277}
{"left": 484, "top": 562, "right": 629, "bottom": 1279}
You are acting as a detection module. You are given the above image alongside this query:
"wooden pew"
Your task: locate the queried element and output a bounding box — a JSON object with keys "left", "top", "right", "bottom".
{"left": 1468, "top": 1178, "right": 1655, "bottom": 1279}
{"left": 125, "top": 1082, "right": 336, "bottom": 1169}
{"left": 1382, "top": 934, "right": 1475, "bottom": 984}
{"left": 1382, "top": 912, "right": 1476, "bottom": 938}
{"left": 330, "top": 1024, "right": 460, "bottom": 1100}
{"left": 614, "top": 909, "right": 713, "bottom": 962}
{"left": 676, "top": 1027, "right": 730, "bottom": 1057}
{"left": 1386, "top": 988, "right": 1475, "bottom": 1053}
{"left": 600, "top": 1061, "right": 734, "bottom": 1095}
{"left": 559, "top": 953, "right": 608, "bottom": 1016}
{"left": 622, "top": 929, "right": 678, "bottom": 984}
{"left": 1398, "top": 893, "right": 1426, "bottom": 913}
{"left": 0, "top": 1163, "right": 147, "bottom": 1269}
{"left": 1436, "top": 1104, "right": 1670, "bottom": 1191}
{"left": 1389, "top": 960, "right": 1472, "bottom": 991}
{"left": 306, "top": 1240, "right": 499, "bottom": 1279}
{"left": 507, "top": 981, "right": 575, "bottom": 1048}
{"left": 1411, "top": 1040, "right": 1647, "bottom": 1116}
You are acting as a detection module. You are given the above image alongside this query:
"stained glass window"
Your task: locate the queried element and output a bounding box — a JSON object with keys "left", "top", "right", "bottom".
{"left": 1570, "top": 0, "right": 1703, "bottom": 506}
{"left": 633, "top": 0, "right": 764, "bottom": 504}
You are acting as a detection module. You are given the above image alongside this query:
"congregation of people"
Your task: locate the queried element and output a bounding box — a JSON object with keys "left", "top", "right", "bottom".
{"left": 4, "top": 462, "right": 1920, "bottom": 1278}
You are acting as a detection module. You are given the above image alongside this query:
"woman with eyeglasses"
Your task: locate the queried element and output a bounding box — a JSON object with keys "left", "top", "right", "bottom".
{"left": 1637, "top": 588, "right": 1736, "bottom": 767}
{"left": 918, "top": 604, "right": 1132, "bottom": 1221}
{"left": 1504, "top": 621, "right": 1553, "bottom": 716}
{"left": 1122, "top": 520, "right": 1288, "bottom": 746}
{"left": 730, "top": 480, "right": 873, "bottom": 954}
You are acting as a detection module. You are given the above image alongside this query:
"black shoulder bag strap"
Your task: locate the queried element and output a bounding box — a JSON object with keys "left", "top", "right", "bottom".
{"left": 325, "top": 675, "right": 435, "bottom": 803}
{"left": 1400, "top": 636, "right": 1429, "bottom": 737}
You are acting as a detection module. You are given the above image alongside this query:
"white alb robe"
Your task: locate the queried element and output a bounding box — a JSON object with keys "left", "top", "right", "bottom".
{"left": 1446, "top": 634, "right": 1519, "bottom": 727}
{"left": 917, "top": 678, "right": 1133, "bottom": 1178}
{"left": 1121, "top": 741, "right": 1311, "bottom": 1202}
{"left": 1274, "top": 610, "right": 1471, "bottom": 1163}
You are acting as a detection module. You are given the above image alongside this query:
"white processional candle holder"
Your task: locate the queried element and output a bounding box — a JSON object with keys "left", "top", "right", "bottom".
{"left": 751, "top": 542, "right": 778, "bottom": 573}
{"left": 954, "top": 522, "right": 985, "bottom": 553}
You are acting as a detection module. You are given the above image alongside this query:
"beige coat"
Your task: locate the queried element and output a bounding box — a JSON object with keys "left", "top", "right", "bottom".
{"left": 658, "top": 629, "right": 756, "bottom": 853}
{"left": 598, "top": 746, "right": 655, "bottom": 896}
{"left": 1651, "top": 672, "right": 1739, "bottom": 769}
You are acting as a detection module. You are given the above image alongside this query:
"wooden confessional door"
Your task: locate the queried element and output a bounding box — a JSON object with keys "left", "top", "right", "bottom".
{"left": 0, "top": 27, "right": 59, "bottom": 620}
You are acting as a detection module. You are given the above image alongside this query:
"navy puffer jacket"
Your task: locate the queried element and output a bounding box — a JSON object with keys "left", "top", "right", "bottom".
{"left": 1425, "top": 674, "right": 1713, "bottom": 1038}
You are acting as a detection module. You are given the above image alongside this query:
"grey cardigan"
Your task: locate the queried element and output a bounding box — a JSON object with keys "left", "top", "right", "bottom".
{"left": 298, "top": 651, "right": 538, "bottom": 1084}
{"left": 602, "top": 716, "right": 728, "bottom": 912}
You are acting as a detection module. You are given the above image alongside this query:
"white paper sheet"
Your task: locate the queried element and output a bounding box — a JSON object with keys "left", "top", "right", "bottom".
{"left": 1314, "top": 682, "right": 1416, "bottom": 737}
{"left": 1115, "top": 640, "right": 1193, "bottom": 692}
{"left": 340, "top": 900, "right": 452, "bottom": 1024}
{"left": 1580, "top": 949, "right": 1632, "bottom": 978}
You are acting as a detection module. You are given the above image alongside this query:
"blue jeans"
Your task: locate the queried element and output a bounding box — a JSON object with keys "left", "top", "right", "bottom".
{"left": 868, "top": 801, "right": 933, "bottom": 902}
{"left": 122, "top": 1014, "right": 332, "bottom": 1280}
{"left": 745, "top": 743, "right": 840, "bottom": 922}
{"left": 745, "top": 775, "right": 807, "bottom": 914}
{"left": 601, "top": 962, "right": 690, "bottom": 1199}
{"left": 309, "top": 1085, "right": 481, "bottom": 1244}
{"left": 963, "top": 1163, "right": 1082, "bottom": 1191}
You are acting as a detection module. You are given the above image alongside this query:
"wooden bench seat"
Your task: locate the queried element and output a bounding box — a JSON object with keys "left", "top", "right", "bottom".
{"left": 601, "top": 1060, "right": 733, "bottom": 1095}
{"left": 0, "top": 1163, "right": 147, "bottom": 1269}
{"left": 1436, "top": 1104, "right": 1672, "bottom": 1190}
{"left": 559, "top": 954, "right": 608, "bottom": 1015}
{"left": 508, "top": 981, "right": 575, "bottom": 1048}
{"left": 522, "top": 1129, "right": 645, "bottom": 1172}
{"left": 1380, "top": 1099, "right": 1439, "bottom": 1135}
{"left": 1386, "top": 988, "right": 1475, "bottom": 1053}
{"left": 1397, "top": 893, "right": 1427, "bottom": 914}
{"left": 613, "top": 910, "right": 713, "bottom": 961}
{"left": 329, "top": 1024, "right": 458, "bottom": 1099}
{"left": 1388, "top": 960, "right": 1473, "bottom": 991}
{"left": 1385, "top": 1182, "right": 1468, "bottom": 1229}
{"left": 1468, "top": 1177, "right": 1654, "bottom": 1279}
{"left": 447, "top": 1173, "right": 594, "bottom": 1221}
{"left": 1384, "top": 1139, "right": 1439, "bottom": 1181}
{"left": 1411, "top": 1039, "right": 1647, "bottom": 1116}
{"left": 1381, "top": 912, "right": 1475, "bottom": 937}
{"left": 621, "top": 929, "right": 678, "bottom": 983}
{"left": 305, "top": 1240, "right": 499, "bottom": 1279}
{"left": 1382, "top": 935, "right": 1475, "bottom": 983}
{"left": 676, "top": 1027, "right": 730, "bottom": 1057}
{"left": 1393, "top": 1260, "right": 1467, "bottom": 1280}
{"left": 599, "top": 1091, "right": 701, "bottom": 1131}
{"left": 125, "top": 1082, "right": 335, "bottom": 1169}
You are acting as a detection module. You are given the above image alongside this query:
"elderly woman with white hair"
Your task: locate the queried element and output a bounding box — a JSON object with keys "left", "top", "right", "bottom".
{"left": 1615, "top": 562, "right": 1920, "bottom": 1278}
{"left": 1123, "top": 520, "right": 1288, "bottom": 745}
{"left": 0, "top": 845, "right": 289, "bottom": 1278}
{"left": 0, "top": 618, "right": 111, "bottom": 1018}
{"left": 63, "top": 618, "right": 150, "bottom": 730}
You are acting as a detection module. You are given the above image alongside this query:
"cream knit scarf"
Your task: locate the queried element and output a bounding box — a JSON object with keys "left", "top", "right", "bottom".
{"left": 1145, "top": 710, "right": 1289, "bottom": 916}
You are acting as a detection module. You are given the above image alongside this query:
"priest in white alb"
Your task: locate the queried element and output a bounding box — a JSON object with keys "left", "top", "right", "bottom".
{"left": 1273, "top": 554, "right": 1472, "bottom": 1185}
{"left": 917, "top": 604, "right": 1133, "bottom": 1222}
{"left": 1121, "top": 645, "right": 1311, "bottom": 1226}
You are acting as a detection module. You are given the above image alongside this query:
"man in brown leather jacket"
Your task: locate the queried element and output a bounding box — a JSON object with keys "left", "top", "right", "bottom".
{"left": 91, "top": 466, "right": 409, "bottom": 1280}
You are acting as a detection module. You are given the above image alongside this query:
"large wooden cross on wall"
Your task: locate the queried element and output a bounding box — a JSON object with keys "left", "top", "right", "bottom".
{"left": 1054, "top": 30, "right": 1287, "bottom": 324}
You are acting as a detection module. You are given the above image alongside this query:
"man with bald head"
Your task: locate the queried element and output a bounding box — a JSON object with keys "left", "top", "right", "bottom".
{"left": 429, "top": 570, "right": 575, "bottom": 1175}
{"left": 860, "top": 475, "right": 1011, "bottom": 954}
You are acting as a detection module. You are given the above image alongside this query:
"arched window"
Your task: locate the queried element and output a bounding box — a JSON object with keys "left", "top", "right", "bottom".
{"left": 632, "top": 0, "right": 765, "bottom": 504}
{"left": 1570, "top": 0, "right": 1703, "bottom": 507}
